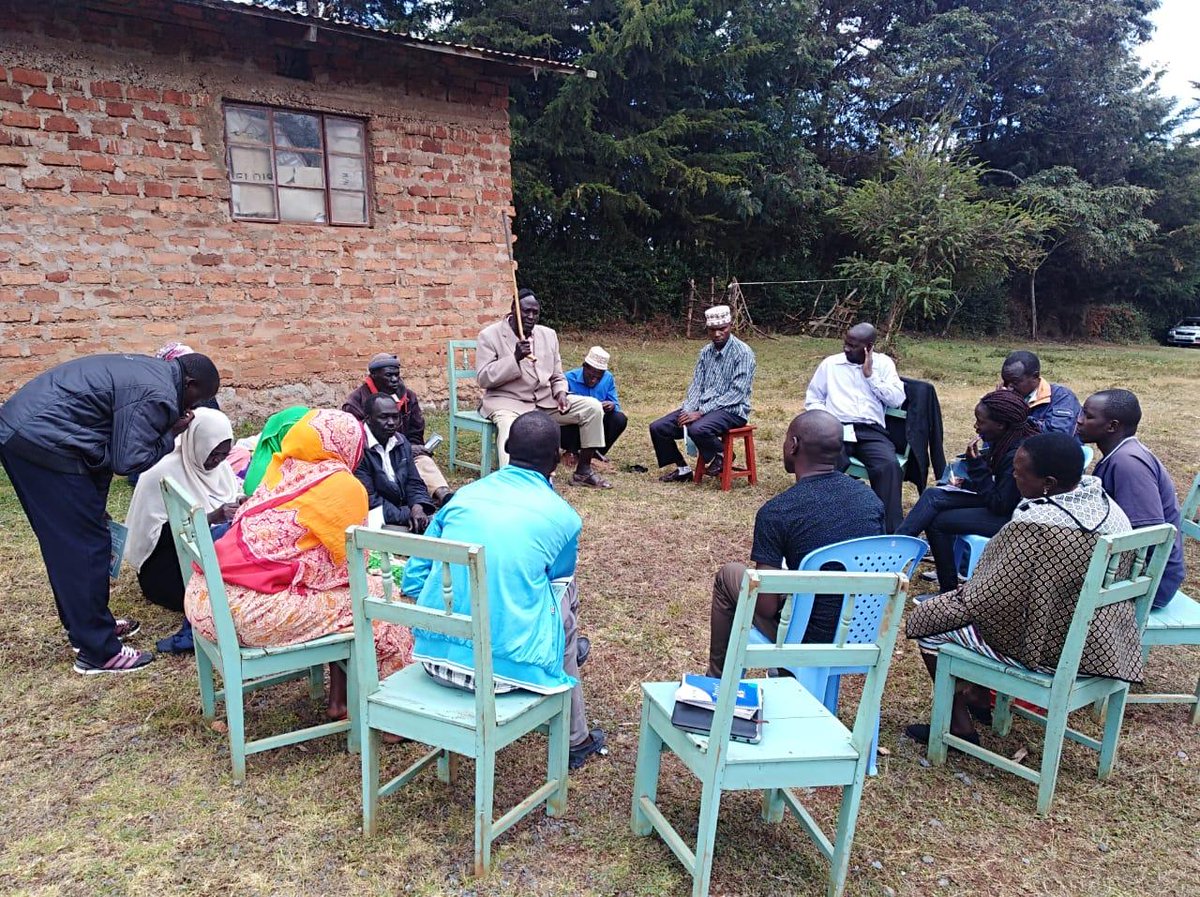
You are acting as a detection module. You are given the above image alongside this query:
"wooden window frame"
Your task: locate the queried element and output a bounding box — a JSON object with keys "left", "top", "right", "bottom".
{"left": 223, "top": 101, "right": 372, "bottom": 228}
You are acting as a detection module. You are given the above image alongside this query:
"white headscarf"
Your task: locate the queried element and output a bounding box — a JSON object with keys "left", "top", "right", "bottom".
{"left": 124, "top": 408, "right": 238, "bottom": 571}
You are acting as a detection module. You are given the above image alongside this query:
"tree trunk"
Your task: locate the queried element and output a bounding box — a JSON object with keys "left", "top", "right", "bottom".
{"left": 1030, "top": 271, "right": 1039, "bottom": 341}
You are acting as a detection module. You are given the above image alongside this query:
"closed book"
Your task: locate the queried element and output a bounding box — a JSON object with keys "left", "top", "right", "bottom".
{"left": 674, "top": 673, "right": 761, "bottom": 720}
{"left": 670, "top": 700, "right": 763, "bottom": 744}
{"left": 108, "top": 520, "right": 128, "bottom": 581}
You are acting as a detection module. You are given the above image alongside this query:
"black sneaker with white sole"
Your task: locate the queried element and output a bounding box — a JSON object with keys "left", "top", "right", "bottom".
{"left": 69, "top": 617, "right": 142, "bottom": 654}
{"left": 73, "top": 645, "right": 154, "bottom": 675}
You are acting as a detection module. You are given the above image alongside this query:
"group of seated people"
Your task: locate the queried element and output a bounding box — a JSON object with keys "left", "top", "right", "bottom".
{"left": 0, "top": 295, "right": 1185, "bottom": 772}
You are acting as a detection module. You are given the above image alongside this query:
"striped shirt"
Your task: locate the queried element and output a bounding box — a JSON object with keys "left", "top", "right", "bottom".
{"left": 683, "top": 334, "right": 756, "bottom": 419}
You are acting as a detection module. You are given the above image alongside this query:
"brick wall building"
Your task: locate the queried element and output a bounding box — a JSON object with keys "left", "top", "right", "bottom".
{"left": 0, "top": 0, "right": 577, "bottom": 418}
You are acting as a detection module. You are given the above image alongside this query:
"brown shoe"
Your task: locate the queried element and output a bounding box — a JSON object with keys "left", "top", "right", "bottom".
{"left": 570, "top": 471, "right": 612, "bottom": 489}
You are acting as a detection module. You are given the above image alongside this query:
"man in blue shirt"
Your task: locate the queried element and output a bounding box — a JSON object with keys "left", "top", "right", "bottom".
{"left": 403, "top": 411, "right": 606, "bottom": 769}
{"left": 1001, "top": 350, "right": 1081, "bottom": 437}
{"left": 561, "top": 346, "right": 627, "bottom": 463}
{"left": 650, "top": 304, "right": 756, "bottom": 481}
{"left": 1077, "top": 388, "right": 1185, "bottom": 609}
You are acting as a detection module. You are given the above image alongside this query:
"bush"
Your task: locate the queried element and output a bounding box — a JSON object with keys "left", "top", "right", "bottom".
{"left": 1084, "top": 303, "right": 1149, "bottom": 342}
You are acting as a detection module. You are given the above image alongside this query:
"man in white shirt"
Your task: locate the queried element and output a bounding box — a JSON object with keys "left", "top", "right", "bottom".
{"left": 804, "top": 322, "right": 907, "bottom": 531}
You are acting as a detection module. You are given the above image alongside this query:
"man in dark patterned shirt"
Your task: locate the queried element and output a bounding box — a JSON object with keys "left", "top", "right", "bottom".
{"left": 707, "top": 410, "right": 886, "bottom": 676}
{"left": 650, "top": 304, "right": 756, "bottom": 481}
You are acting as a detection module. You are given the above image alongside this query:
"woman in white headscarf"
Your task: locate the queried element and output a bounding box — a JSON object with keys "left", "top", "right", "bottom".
{"left": 125, "top": 408, "right": 242, "bottom": 650}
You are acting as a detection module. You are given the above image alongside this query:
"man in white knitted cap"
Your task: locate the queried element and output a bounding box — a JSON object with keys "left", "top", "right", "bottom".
{"left": 562, "top": 345, "right": 627, "bottom": 464}
{"left": 649, "top": 304, "right": 756, "bottom": 481}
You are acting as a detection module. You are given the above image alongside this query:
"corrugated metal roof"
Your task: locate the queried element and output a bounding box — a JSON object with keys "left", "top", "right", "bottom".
{"left": 182, "top": 0, "right": 587, "bottom": 76}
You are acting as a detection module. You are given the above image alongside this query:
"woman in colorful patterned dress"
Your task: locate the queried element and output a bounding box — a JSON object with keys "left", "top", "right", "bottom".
{"left": 185, "top": 408, "right": 412, "bottom": 718}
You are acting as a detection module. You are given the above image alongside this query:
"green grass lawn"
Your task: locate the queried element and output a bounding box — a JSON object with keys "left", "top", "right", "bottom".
{"left": 1, "top": 334, "right": 1198, "bottom": 896}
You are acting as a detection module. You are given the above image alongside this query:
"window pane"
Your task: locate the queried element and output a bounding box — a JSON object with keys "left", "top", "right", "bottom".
{"left": 325, "top": 117, "right": 365, "bottom": 154}
{"left": 276, "top": 151, "right": 324, "bottom": 188}
{"left": 231, "top": 184, "right": 276, "bottom": 219}
{"left": 330, "top": 190, "right": 367, "bottom": 224}
{"left": 274, "top": 111, "right": 321, "bottom": 149}
{"left": 225, "top": 106, "right": 270, "bottom": 144}
{"left": 328, "top": 154, "right": 365, "bottom": 190}
{"left": 279, "top": 187, "right": 327, "bottom": 223}
{"left": 229, "top": 146, "right": 274, "bottom": 185}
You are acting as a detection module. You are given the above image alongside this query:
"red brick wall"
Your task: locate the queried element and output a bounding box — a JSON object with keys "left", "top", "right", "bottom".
{"left": 0, "top": 0, "right": 519, "bottom": 418}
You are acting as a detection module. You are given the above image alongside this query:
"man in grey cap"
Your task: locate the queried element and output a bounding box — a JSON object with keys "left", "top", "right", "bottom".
{"left": 649, "top": 304, "right": 756, "bottom": 481}
{"left": 343, "top": 353, "right": 453, "bottom": 506}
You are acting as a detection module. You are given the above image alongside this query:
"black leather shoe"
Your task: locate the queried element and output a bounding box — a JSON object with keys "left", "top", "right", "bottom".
{"left": 576, "top": 636, "right": 591, "bottom": 668}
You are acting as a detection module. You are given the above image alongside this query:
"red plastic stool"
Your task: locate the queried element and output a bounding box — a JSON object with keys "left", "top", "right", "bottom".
{"left": 693, "top": 425, "right": 758, "bottom": 491}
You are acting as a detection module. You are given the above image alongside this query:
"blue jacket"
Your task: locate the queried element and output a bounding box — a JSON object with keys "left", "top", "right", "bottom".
{"left": 565, "top": 367, "right": 621, "bottom": 412}
{"left": 404, "top": 465, "right": 581, "bottom": 693}
{"left": 1028, "top": 382, "right": 1081, "bottom": 437}
{"left": 0, "top": 354, "right": 184, "bottom": 476}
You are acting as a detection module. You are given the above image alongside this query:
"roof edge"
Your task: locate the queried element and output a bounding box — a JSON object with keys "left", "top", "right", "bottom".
{"left": 180, "top": 0, "right": 592, "bottom": 78}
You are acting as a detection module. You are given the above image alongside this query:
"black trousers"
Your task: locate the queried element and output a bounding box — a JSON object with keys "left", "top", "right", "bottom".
{"left": 841, "top": 423, "right": 904, "bottom": 533}
{"left": 0, "top": 445, "right": 121, "bottom": 664}
{"left": 560, "top": 410, "right": 628, "bottom": 455}
{"left": 650, "top": 408, "right": 745, "bottom": 467}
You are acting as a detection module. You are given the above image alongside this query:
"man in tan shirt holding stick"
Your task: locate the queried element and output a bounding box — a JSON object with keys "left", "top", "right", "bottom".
{"left": 476, "top": 289, "right": 613, "bottom": 488}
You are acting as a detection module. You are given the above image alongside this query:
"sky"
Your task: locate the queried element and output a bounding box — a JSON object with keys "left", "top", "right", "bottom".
{"left": 1139, "top": 0, "right": 1200, "bottom": 118}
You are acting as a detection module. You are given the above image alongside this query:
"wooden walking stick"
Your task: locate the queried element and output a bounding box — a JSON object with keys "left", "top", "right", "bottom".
{"left": 501, "top": 211, "right": 537, "bottom": 362}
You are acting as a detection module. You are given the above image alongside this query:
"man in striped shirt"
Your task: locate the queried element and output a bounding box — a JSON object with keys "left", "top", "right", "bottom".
{"left": 650, "top": 304, "right": 756, "bottom": 481}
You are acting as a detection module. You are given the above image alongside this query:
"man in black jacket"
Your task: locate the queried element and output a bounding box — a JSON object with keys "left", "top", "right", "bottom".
{"left": 0, "top": 352, "right": 220, "bottom": 675}
{"left": 354, "top": 393, "right": 437, "bottom": 532}
{"left": 342, "top": 352, "right": 452, "bottom": 507}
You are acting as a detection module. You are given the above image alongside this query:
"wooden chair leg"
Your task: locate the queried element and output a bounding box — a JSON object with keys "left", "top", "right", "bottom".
{"left": 692, "top": 782, "right": 723, "bottom": 897}
{"left": 745, "top": 432, "right": 757, "bottom": 485}
{"left": 448, "top": 421, "right": 459, "bottom": 474}
{"left": 1191, "top": 674, "right": 1200, "bottom": 726}
{"left": 226, "top": 674, "right": 248, "bottom": 783}
{"left": 546, "top": 695, "right": 570, "bottom": 816}
{"left": 1097, "top": 686, "right": 1129, "bottom": 779}
{"left": 631, "top": 703, "right": 663, "bottom": 836}
{"left": 437, "top": 749, "right": 457, "bottom": 784}
{"left": 345, "top": 656, "right": 360, "bottom": 755}
{"left": 761, "top": 788, "right": 785, "bottom": 824}
{"left": 195, "top": 648, "right": 218, "bottom": 721}
{"left": 474, "top": 748, "right": 497, "bottom": 877}
{"left": 993, "top": 693, "right": 1014, "bottom": 736}
{"left": 481, "top": 425, "right": 496, "bottom": 477}
{"left": 927, "top": 661, "right": 956, "bottom": 766}
{"left": 308, "top": 664, "right": 325, "bottom": 701}
{"left": 720, "top": 435, "right": 734, "bottom": 491}
{"left": 828, "top": 777, "right": 867, "bottom": 897}
{"left": 361, "top": 726, "right": 381, "bottom": 836}
{"left": 1036, "top": 710, "right": 1069, "bottom": 815}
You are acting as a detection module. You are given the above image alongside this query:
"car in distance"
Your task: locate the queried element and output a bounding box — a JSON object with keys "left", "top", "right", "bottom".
{"left": 1165, "top": 317, "right": 1200, "bottom": 347}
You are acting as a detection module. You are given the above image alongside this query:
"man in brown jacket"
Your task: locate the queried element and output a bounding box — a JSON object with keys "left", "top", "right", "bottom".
{"left": 476, "top": 289, "right": 611, "bottom": 488}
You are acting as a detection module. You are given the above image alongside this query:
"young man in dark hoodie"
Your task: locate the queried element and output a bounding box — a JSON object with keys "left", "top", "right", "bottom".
{"left": 0, "top": 351, "right": 220, "bottom": 674}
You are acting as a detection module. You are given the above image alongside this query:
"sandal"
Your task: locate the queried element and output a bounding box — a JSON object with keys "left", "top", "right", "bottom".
{"left": 570, "top": 471, "right": 612, "bottom": 489}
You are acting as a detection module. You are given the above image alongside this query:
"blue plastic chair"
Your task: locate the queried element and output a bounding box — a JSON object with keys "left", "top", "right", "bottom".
{"left": 747, "top": 535, "right": 927, "bottom": 775}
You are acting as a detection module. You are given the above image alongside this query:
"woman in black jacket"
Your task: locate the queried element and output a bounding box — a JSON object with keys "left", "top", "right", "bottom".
{"left": 898, "top": 389, "right": 1040, "bottom": 592}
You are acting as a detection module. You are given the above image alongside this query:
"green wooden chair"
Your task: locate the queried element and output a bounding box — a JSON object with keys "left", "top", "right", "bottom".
{"left": 347, "top": 526, "right": 572, "bottom": 875}
{"left": 927, "top": 523, "right": 1176, "bottom": 815}
{"left": 1096, "top": 471, "right": 1200, "bottom": 723}
{"left": 844, "top": 407, "right": 909, "bottom": 482}
{"left": 161, "top": 476, "right": 357, "bottom": 782}
{"left": 447, "top": 339, "right": 499, "bottom": 477}
{"left": 631, "top": 568, "right": 909, "bottom": 897}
